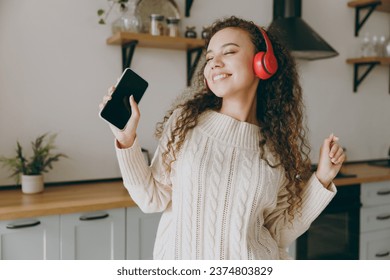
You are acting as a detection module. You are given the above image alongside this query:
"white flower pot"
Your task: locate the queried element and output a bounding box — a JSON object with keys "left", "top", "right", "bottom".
{"left": 21, "top": 174, "right": 44, "bottom": 194}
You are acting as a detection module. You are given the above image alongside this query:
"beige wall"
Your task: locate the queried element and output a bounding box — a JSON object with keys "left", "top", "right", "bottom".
{"left": 0, "top": 0, "right": 389, "bottom": 186}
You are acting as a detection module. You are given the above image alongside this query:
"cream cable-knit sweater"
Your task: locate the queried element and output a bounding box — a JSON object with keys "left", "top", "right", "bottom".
{"left": 115, "top": 109, "right": 337, "bottom": 260}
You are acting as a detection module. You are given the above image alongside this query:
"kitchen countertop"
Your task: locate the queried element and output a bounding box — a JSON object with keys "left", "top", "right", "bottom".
{"left": 333, "top": 161, "right": 390, "bottom": 186}
{"left": 0, "top": 179, "right": 135, "bottom": 221}
{"left": 1, "top": 162, "right": 390, "bottom": 221}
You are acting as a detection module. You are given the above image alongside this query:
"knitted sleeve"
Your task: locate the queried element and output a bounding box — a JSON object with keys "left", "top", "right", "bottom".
{"left": 263, "top": 173, "right": 337, "bottom": 250}
{"left": 115, "top": 109, "right": 180, "bottom": 213}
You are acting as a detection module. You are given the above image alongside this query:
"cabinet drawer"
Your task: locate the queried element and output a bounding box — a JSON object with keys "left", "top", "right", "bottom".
{"left": 361, "top": 204, "right": 390, "bottom": 232}
{"left": 361, "top": 181, "right": 390, "bottom": 207}
{"left": 60, "top": 209, "right": 125, "bottom": 260}
{"left": 0, "top": 216, "right": 60, "bottom": 260}
{"left": 360, "top": 229, "right": 390, "bottom": 260}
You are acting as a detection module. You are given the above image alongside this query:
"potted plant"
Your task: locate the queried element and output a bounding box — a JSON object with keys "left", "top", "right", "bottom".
{"left": 0, "top": 133, "right": 67, "bottom": 194}
{"left": 97, "top": 0, "right": 142, "bottom": 34}
{"left": 97, "top": 0, "right": 129, "bottom": 25}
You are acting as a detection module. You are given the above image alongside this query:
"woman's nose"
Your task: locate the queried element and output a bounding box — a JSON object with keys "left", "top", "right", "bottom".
{"left": 210, "top": 55, "right": 223, "bottom": 69}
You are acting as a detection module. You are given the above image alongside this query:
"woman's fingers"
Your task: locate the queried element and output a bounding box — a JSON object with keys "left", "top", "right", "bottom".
{"left": 129, "top": 95, "right": 140, "bottom": 119}
{"left": 99, "top": 85, "right": 116, "bottom": 110}
{"left": 331, "top": 145, "right": 344, "bottom": 164}
{"left": 329, "top": 135, "right": 346, "bottom": 165}
{"left": 99, "top": 94, "right": 112, "bottom": 110}
{"left": 108, "top": 85, "right": 115, "bottom": 95}
{"left": 334, "top": 153, "right": 346, "bottom": 165}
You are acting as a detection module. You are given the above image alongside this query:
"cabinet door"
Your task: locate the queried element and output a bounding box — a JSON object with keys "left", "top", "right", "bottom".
{"left": 126, "top": 207, "right": 161, "bottom": 260}
{"left": 360, "top": 229, "right": 390, "bottom": 260}
{"left": 361, "top": 181, "right": 390, "bottom": 207}
{"left": 360, "top": 204, "right": 390, "bottom": 233}
{"left": 60, "top": 208, "right": 125, "bottom": 260}
{"left": 0, "top": 215, "right": 60, "bottom": 260}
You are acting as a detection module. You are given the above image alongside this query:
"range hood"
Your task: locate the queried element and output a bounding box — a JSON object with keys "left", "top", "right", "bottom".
{"left": 268, "top": 0, "right": 338, "bottom": 60}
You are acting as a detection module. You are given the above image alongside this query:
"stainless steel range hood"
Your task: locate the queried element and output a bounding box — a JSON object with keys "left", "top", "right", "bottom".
{"left": 268, "top": 0, "right": 338, "bottom": 60}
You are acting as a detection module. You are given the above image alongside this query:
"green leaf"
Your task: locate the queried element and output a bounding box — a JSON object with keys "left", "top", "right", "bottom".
{"left": 0, "top": 133, "right": 67, "bottom": 183}
{"left": 98, "top": 19, "right": 106, "bottom": 25}
{"left": 97, "top": 9, "right": 105, "bottom": 16}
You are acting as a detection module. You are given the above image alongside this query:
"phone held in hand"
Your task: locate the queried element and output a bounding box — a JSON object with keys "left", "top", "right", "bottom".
{"left": 100, "top": 68, "right": 149, "bottom": 130}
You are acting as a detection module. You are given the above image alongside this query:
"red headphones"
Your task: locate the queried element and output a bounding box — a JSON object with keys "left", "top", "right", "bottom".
{"left": 253, "top": 28, "right": 278, "bottom": 80}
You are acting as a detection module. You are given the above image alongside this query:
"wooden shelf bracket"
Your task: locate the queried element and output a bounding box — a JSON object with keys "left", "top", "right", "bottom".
{"left": 353, "top": 1, "right": 381, "bottom": 36}
{"left": 185, "top": 0, "right": 194, "bottom": 17}
{"left": 352, "top": 61, "right": 380, "bottom": 92}
{"left": 347, "top": 57, "right": 390, "bottom": 93}
{"left": 187, "top": 47, "right": 203, "bottom": 86}
{"left": 121, "top": 41, "right": 203, "bottom": 86}
{"left": 121, "top": 40, "right": 138, "bottom": 70}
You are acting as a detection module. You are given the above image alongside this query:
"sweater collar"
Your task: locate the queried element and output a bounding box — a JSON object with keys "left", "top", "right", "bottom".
{"left": 197, "top": 110, "right": 261, "bottom": 150}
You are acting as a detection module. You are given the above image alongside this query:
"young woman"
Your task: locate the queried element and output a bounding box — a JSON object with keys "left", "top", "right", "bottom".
{"left": 100, "top": 16, "right": 345, "bottom": 260}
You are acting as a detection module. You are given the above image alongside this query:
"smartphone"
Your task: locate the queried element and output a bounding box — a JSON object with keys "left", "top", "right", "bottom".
{"left": 100, "top": 68, "right": 149, "bottom": 130}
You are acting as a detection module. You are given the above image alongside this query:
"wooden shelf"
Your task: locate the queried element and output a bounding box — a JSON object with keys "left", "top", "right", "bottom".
{"left": 348, "top": 1, "right": 390, "bottom": 36}
{"left": 346, "top": 57, "right": 390, "bottom": 93}
{"left": 347, "top": 2, "right": 390, "bottom": 92}
{"left": 346, "top": 57, "right": 390, "bottom": 64}
{"left": 107, "top": 32, "right": 205, "bottom": 85}
{"left": 107, "top": 32, "right": 205, "bottom": 50}
{"left": 348, "top": 0, "right": 390, "bottom": 12}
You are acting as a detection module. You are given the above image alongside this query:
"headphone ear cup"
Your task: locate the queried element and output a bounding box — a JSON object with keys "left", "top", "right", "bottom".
{"left": 263, "top": 52, "right": 278, "bottom": 76}
{"left": 253, "top": 51, "right": 271, "bottom": 80}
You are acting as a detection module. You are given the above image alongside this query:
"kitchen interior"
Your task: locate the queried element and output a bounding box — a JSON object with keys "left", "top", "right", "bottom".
{"left": 0, "top": 0, "right": 389, "bottom": 260}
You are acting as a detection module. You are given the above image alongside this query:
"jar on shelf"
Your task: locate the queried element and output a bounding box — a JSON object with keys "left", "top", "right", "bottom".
{"left": 360, "top": 32, "right": 372, "bottom": 57}
{"left": 385, "top": 40, "right": 390, "bottom": 57}
{"left": 201, "top": 26, "right": 210, "bottom": 39}
{"left": 150, "top": 14, "right": 165, "bottom": 36}
{"left": 111, "top": 0, "right": 142, "bottom": 34}
{"left": 378, "top": 35, "right": 387, "bottom": 57}
{"left": 371, "top": 35, "right": 379, "bottom": 56}
{"left": 185, "top": 26, "right": 197, "bottom": 38}
{"left": 166, "top": 17, "right": 180, "bottom": 37}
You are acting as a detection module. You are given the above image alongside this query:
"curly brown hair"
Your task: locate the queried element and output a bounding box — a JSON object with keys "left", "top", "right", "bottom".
{"left": 155, "top": 16, "right": 312, "bottom": 219}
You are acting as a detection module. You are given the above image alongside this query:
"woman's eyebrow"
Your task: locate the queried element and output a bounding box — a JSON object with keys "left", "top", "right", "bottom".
{"left": 206, "top": 43, "right": 240, "bottom": 54}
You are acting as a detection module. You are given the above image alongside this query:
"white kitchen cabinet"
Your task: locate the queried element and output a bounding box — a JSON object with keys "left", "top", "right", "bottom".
{"left": 360, "top": 229, "right": 390, "bottom": 259}
{"left": 361, "top": 181, "right": 390, "bottom": 207}
{"left": 0, "top": 215, "right": 60, "bottom": 260}
{"left": 126, "top": 207, "right": 161, "bottom": 260}
{"left": 360, "top": 181, "right": 390, "bottom": 260}
{"left": 60, "top": 208, "right": 125, "bottom": 260}
{"left": 0, "top": 207, "right": 161, "bottom": 260}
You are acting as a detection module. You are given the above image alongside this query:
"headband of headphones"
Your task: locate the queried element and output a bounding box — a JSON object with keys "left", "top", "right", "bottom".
{"left": 253, "top": 27, "right": 278, "bottom": 79}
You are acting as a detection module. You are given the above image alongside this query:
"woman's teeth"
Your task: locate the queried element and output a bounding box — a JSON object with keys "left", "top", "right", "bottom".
{"left": 213, "top": 73, "right": 230, "bottom": 81}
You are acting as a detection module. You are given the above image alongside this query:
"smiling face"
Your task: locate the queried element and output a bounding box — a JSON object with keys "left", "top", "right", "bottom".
{"left": 204, "top": 27, "right": 259, "bottom": 100}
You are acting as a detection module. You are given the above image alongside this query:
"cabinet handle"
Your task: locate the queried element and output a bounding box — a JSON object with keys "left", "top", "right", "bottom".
{"left": 79, "top": 212, "right": 109, "bottom": 221}
{"left": 376, "top": 214, "right": 390, "bottom": 221}
{"left": 375, "top": 251, "right": 390, "bottom": 258}
{"left": 6, "top": 219, "right": 41, "bottom": 229}
{"left": 377, "top": 190, "right": 390, "bottom": 196}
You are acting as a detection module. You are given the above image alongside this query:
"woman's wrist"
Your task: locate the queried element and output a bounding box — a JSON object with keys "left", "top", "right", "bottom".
{"left": 116, "top": 133, "right": 136, "bottom": 149}
{"left": 315, "top": 172, "right": 332, "bottom": 189}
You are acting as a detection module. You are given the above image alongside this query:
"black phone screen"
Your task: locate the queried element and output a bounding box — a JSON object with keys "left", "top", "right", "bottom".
{"left": 100, "top": 68, "right": 148, "bottom": 130}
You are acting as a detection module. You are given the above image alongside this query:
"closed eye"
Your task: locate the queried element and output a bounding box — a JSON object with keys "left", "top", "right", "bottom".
{"left": 206, "top": 56, "right": 213, "bottom": 63}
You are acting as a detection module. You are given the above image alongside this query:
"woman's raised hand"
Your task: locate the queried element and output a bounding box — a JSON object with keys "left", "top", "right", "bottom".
{"left": 316, "top": 133, "right": 346, "bottom": 189}
{"left": 99, "top": 85, "right": 140, "bottom": 149}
